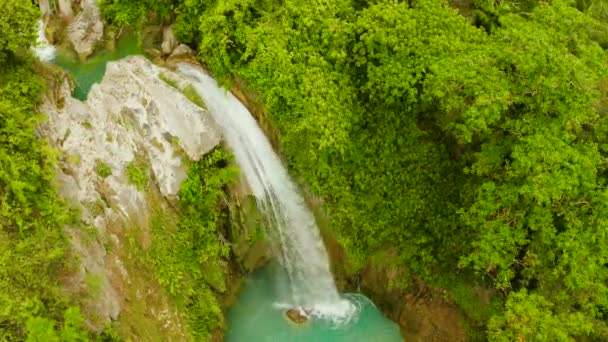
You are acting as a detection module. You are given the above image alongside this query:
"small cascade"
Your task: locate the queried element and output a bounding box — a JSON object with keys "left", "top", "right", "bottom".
{"left": 177, "top": 64, "right": 355, "bottom": 321}
{"left": 34, "top": 19, "right": 56, "bottom": 62}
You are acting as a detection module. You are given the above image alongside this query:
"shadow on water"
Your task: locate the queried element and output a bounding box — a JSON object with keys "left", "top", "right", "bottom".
{"left": 226, "top": 264, "right": 403, "bottom": 342}
{"left": 52, "top": 32, "right": 143, "bottom": 100}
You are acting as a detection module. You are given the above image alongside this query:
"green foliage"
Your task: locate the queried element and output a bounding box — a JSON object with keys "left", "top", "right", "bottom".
{"left": 95, "top": 160, "right": 113, "bottom": 178}
{"left": 99, "top": 0, "right": 179, "bottom": 28}
{"left": 98, "top": 323, "right": 123, "bottom": 342}
{"left": 147, "top": 148, "right": 237, "bottom": 339}
{"left": 488, "top": 290, "right": 593, "bottom": 341}
{"left": 181, "top": 84, "right": 206, "bottom": 109}
{"left": 59, "top": 307, "right": 88, "bottom": 342}
{"left": 84, "top": 273, "right": 103, "bottom": 298}
{"left": 0, "top": 5, "right": 85, "bottom": 336}
{"left": 126, "top": 157, "right": 149, "bottom": 191}
{"left": 0, "top": 0, "right": 38, "bottom": 62}
{"left": 158, "top": 72, "right": 179, "bottom": 89}
{"left": 26, "top": 307, "right": 89, "bottom": 342}
{"left": 99, "top": 0, "right": 608, "bottom": 339}
{"left": 26, "top": 317, "right": 59, "bottom": 342}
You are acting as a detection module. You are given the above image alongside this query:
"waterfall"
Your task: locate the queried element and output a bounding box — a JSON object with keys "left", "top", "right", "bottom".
{"left": 177, "top": 64, "right": 355, "bottom": 321}
{"left": 34, "top": 19, "right": 56, "bottom": 62}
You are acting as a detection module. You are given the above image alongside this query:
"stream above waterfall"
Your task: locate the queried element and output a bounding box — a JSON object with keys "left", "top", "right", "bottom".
{"left": 52, "top": 32, "right": 142, "bottom": 100}
{"left": 37, "top": 29, "right": 403, "bottom": 341}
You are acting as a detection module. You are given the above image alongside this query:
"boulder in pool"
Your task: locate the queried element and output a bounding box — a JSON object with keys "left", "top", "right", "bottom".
{"left": 286, "top": 308, "right": 308, "bottom": 324}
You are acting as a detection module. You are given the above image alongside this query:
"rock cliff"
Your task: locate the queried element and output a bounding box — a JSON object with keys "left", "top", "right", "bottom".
{"left": 40, "top": 56, "right": 221, "bottom": 332}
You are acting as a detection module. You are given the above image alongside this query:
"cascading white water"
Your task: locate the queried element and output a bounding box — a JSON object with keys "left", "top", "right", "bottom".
{"left": 177, "top": 64, "right": 355, "bottom": 321}
{"left": 34, "top": 19, "right": 56, "bottom": 62}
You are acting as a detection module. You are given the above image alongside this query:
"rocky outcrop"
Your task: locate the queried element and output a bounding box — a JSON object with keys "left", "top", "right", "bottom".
{"left": 43, "top": 56, "right": 220, "bottom": 199}
{"left": 67, "top": 0, "right": 104, "bottom": 61}
{"left": 39, "top": 0, "right": 105, "bottom": 60}
{"left": 170, "top": 44, "right": 194, "bottom": 59}
{"left": 350, "top": 249, "right": 468, "bottom": 341}
{"left": 228, "top": 192, "right": 272, "bottom": 272}
{"left": 39, "top": 56, "right": 221, "bottom": 330}
{"left": 39, "top": 0, "right": 51, "bottom": 16}
{"left": 285, "top": 309, "right": 308, "bottom": 324}
{"left": 164, "top": 44, "right": 197, "bottom": 68}
{"left": 161, "top": 25, "right": 177, "bottom": 55}
{"left": 58, "top": 0, "right": 74, "bottom": 17}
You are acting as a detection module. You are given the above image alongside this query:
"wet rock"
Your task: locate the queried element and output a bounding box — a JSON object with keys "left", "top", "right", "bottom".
{"left": 161, "top": 25, "right": 177, "bottom": 55}
{"left": 67, "top": 0, "right": 104, "bottom": 61}
{"left": 169, "top": 44, "right": 194, "bottom": 59}
{"left": 228, "top": 194, "right": 272, "bottom": 272}
{"left": 286, "top": 308, "right": 308, "bottom": 324}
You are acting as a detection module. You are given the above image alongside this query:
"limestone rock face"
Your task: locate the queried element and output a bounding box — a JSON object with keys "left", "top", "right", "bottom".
{"left": 67, "top": 0, "right": 104, "bottom": 61}
{"left": 44, "top": 55, "right": 221, "bottom": 207}
{"left": 40, "top": 56, "right": 221, "bottom": 330}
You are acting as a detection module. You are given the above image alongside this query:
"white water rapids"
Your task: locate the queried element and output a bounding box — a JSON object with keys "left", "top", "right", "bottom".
{"left": 34, "top": 19, "right": 56, "bottom": 62}
{"left": 177, "top": 64, "right": 356, "bottom": 321}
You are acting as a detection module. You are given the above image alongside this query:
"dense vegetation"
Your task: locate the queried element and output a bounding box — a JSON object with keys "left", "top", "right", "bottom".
{"left": 147, "top": 148, "right": 237, "bottom": 339}
{"left": 99, "top": 0, "right": 608, "bottom": 339}
{"left": 3, "top": 0, "right": 608, "bottom": 339}
{"left": 1, "top": 1, "right": 240, "bottom": 339}
{"left": 0, "top": 0, "right": 89, "bottom": 340}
